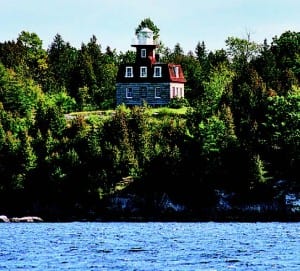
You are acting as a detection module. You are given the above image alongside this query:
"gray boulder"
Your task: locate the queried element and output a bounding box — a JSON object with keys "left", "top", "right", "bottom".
{"left": 0, "top": 215, "right": 10, "bottom": 223}
{"left": 10, "top": 216, "right": 43, "bottom": 222}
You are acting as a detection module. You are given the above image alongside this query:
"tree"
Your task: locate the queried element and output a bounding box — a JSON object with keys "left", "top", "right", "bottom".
{"left": 0, "top": 40, "right": 25, "bottom": 69}
{"left": 0, "top": 62, "right": 43, "bottom": 119}
{"left": 71, "top": 36, "right": 117, "bottom": 110}
{"left": 270, "top": 31, "right": 300, "bottom": 93}
{"left": 226, "top": 35, "right": 262, "bottom": 74}
{"left": 195, "top": 41, "right": 210, "bottom": 78}
{"left": 179, "top": 54, "right": 203, "bottom": 102}
{"left": 271, "top": 31, "right": 300, "bottom": 74}
{"left": 187, "top": 64, "right": 234, "bottom": 132}
{"left": 226, "top": 35, "right": 261, "bottom": 62}
{"left": 262, "top": 87, "right": 300, "bottom": 181}
{"left": 17, "top": 31, "right": 48, "bottom": 83}
{"left": 252, "top": 39, "right": 280, "bottom": 92}
{"left": 118, "top": 50, "right": 136, "bottom": 64}
{"left": 47, "top": 34, "right": 78, "bottom": 93}
{"left": 135, "top": 17, "right": 160, "bottom": 41}
{"left": 208, "top": 49, "right": 229, "bottom": 68}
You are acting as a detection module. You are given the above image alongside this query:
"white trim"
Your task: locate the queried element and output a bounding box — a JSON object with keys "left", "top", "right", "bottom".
{"left": 126, "top": 87, "right": 133, "bottom": 98}
{"left": 155, "top": 87, "right": 161, "bottom": 98}
{"left": 153, "top": 66, "right": 162, "bottom": 77}
{"left": 125, "top": 66, "right": 133, "bottom": 77}
{"left": 140, "top": 66, "right": 147, "bottom": 77}
{"left": 173, "top": 66, "right": 179, "bottom": 78}
{"left": 141, "top": 49, "right": 147, "bottom": 58}
{"left": 170, "top": 83, "right": 185, "bottom": 98}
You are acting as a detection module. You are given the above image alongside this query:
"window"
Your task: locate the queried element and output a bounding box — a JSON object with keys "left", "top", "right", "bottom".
{"left": 140, "top": 66, "right": 147, "bottom": 77}
{"left": 154, "top": 66, "right": 162, "bottom": 77}
{"left": 155, "top": 87, "right": 161, "bottom": 98}
{"left": 126, "top": 87, "right": 133, "bottom": 98}
{"left": 141, "top": 49, "right": 146, "bottom": 58}
{"left": 125, "top": 66, "right": 133, "bottom": 77}
{"left": 141, "top": 87, "right": 147, "bottom": 98}
{"left": 172, "top": 87, "right": 175, "bottom": 98}
{"left": 173, "top": 66, "right": 179, "bottom": 78}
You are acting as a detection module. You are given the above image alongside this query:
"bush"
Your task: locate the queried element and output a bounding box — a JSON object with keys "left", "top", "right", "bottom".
{"left": 167, "top": 97, "right": 189, "bottom": 109}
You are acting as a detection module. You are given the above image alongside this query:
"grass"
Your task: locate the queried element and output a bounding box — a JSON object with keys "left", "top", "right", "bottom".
{"left": 66, "top": 109, "right": 115, "bottom": 117}
{"left": 66, "top": 107, "right": 189, "bottom": 121}
{"left": 149, "top": 106, "right": 188, "bottom": 116}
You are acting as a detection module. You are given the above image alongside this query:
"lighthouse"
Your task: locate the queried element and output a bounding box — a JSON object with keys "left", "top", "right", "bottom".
{"left": 116, "top": 27, "right": 186, "bottom": 106}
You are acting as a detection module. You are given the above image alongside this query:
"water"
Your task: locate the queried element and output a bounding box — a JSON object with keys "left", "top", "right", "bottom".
{"left": 0, "top": 222, "right": 299, "bottom": 270}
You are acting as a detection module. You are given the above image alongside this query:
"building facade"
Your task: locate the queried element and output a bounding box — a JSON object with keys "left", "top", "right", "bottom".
{"left": 116, "top": 27, "right": 186, "bottom": 106}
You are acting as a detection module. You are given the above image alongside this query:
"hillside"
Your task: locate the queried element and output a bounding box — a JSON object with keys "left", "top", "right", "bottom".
{"left": 0, "top": 30, "right": 299, "bottom": 221}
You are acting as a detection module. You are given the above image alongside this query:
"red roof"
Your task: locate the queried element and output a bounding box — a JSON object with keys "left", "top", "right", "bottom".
{"left": 168, "top": 64, "right": 186, "bottom": 83}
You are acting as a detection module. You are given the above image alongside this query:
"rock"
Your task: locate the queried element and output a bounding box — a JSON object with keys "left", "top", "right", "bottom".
{"left": 10, "top": 216, "right": 43, "bottom": 222}
{"left": 159, "top": 193, "right": 186, "bottom": 212}
{"left": 285, "top": 193, "right": 300, "bottom": 213}
{"left": 0, "top": 215, "right": 10, "bottom": 223}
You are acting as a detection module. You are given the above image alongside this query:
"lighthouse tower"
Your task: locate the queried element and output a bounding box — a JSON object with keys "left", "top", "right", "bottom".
{"left": 131, "top": 27, "right": 158, "bottom": 65}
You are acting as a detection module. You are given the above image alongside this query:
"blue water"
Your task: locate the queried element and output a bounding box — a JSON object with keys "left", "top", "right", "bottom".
{"left": 0, "top": 222, "right": 299, "bottom": 270}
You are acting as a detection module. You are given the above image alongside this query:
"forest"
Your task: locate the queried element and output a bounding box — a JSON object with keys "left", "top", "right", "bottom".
{"left": 0, "top": 19, "right": 299, "bottom": 220}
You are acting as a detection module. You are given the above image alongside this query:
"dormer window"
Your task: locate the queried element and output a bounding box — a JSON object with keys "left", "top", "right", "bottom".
{"left": 140, "top": 66, "right": 147, "bottom": 77}
{"left": 154, "top": 66, "right": 162, "bottom": 77}
{"left": 141, "top": 49, "right": 147, "bottom": 58}
{"left": 125, "top": 66, "right": 133, "bottom": 77}
{"left": 173, "top": 66, "right": 179, "bottom": 78}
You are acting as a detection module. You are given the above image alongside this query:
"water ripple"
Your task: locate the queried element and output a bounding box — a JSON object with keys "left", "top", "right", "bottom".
{"left": 0, "top": 222, "right": 299, "bottom": 270}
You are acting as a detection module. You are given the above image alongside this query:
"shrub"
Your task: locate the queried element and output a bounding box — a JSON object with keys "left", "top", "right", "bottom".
{"left": 167, "top": 97, "right": 189, "bottom": 109}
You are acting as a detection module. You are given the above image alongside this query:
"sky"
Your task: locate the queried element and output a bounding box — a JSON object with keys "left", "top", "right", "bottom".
{"left": 1, "top": 0, "right": 300, "bottom": 53}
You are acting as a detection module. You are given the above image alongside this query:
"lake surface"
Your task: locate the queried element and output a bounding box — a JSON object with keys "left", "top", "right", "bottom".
{"left": 0, "top": 222, "right": 299, "bottom": 270}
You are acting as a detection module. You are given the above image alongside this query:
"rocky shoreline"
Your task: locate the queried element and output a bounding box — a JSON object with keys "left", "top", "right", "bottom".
{"left": 0, "top": 215, "right": 43, "bottom": 223}
{"left": 1, "top": 190, "right": 299, "bottom": 223}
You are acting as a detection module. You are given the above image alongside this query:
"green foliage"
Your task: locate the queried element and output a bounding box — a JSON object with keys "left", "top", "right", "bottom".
{"left": 1, "top": 63, "right": 43, "bottom": 105}
{"left": 47, "top": 34, "right": 78, "bottom": 93}
{"left": 226, "top": 36, "right": 262, "bottom": 63}
{"left": 167, "top": 97, "right": 189, "bottom": 108}
{"left": 203, "top": 65, "right": 234, "bottom": 113}
{"left": 249, "top": 154, "right": 270, "bottom": 185}
{"left": 17, "top": 31, "right": 48, "bottom": 83}
{"left": 135, "top": 18, "right": 160, "bottom": 40}
{"left": 263, "top": 87, "right": 300, "bottom": 151}
{"left": 0, "top": 28, "right": 299, "bottom": 216}
{"left": 198, "top": 116, "right": 227, "bottom": 155}
{"left": 46, "top": 90, "right": 76, "bottom": 113}
{"left": 271, "top": 31, "right": 300, "bottom": 73}
{"left": 118, "top": 50, "right": 136, "bottom": 64}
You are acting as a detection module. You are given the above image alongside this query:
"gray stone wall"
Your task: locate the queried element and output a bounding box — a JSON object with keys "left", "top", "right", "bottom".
{"left": 116, "top": 82, "right": 171, "bottom": 106}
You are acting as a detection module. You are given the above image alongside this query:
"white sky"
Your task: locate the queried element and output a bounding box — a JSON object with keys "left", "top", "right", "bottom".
{"left": 0, "top": 0, "right": 299, "bottom": 53}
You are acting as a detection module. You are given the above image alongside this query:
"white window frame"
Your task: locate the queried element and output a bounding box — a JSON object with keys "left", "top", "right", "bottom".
{"left": 172, "top": 86, "right": 176, "bottom": 98}
{"left": 141, "top": 49, "right": 147, "bottom": 58}
{"left": 140, "top": 66, "right": 147, "bottom": 78}
{"left": 154, "top": 66, "right": 162, "bottom": 77}
{"left": 126, "top": 87, "right": 133, "bottom": 98}
{"left": 173, "top": 66, "right": 179, "bottom": 78}
{"left": 125, "top": 66, "right": 133, "bottom": 78}
{"left": 155, "top": 87, "right": 161, "bottom": 99}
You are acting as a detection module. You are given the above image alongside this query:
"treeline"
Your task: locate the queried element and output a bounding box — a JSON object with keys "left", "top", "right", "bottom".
{"left": 0, "top": 29, "right": 299, "bottom": 218}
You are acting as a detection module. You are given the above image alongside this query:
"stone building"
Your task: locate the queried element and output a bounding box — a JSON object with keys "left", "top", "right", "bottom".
{"left": 116, "top": 27, "right": 186, "bottom": 106}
